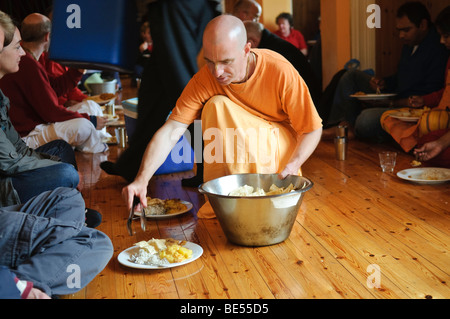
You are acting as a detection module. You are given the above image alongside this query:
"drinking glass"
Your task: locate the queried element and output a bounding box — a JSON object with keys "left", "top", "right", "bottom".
{"left": 378, "top": 151, "right": 397, "bottom": 173}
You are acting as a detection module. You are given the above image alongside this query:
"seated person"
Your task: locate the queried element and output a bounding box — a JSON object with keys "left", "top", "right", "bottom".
{"left": 1, "top": 266, "right": 50, "bottom": 299}
{"left": 244, "top": 20, "right": 321, "bottom": 103}
{"left": 0, "top": 17, "right": 101, "bottom": 227}
{"left": 323, "top": 2, "right": 448, "bottom": 142}
{"left": 274, "top": 12, "right": 308, "bottom": 56}
{"left": 38, "top": 52, "right": 111, "bottom": 139}
{"left": 39, "top": 52, "right": 88, "bottom": 107}
{"left": 0, "top": 13, "right": 108, "bottom": 154}
{"left": 133, "top": 21, "right": 153, "bottom": 86}
{"left": 232, "top": 0, "right": 262, "bottom": 22}
{"left": 0, "top": 187, "right": 113, "bottom": 298}
{"left": 381, "top": 6, "right": 450, "bottom": 168}
{"left": 122, "top": 15, "right": 322, "bottom": 218}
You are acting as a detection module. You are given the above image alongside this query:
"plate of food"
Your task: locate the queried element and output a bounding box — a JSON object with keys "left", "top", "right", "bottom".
{"left": 350, "top": 92, "right": 397, "bottom": 100}
{"left": 102, "top": 136, "right": 117, "bottom": 145}
{"left": 134, "top": 198, "right": 193, "bottom": 219}
{"left": 86, "top": 93, "right": 117, "bottom": 105}
{"left": 388, "top": 111, "right": 420, "bottom": 122}
{"left": 397, "top": 167, "right": 450, "bottom": 184}
{"left": 105, "top": 114, "right": 120, "bottom": 124}
{"left": 117, "top": 238, "right": 203, "bottom": 269}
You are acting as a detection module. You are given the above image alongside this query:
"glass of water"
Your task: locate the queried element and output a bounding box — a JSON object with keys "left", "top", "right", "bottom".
{"left": 378, "top": 151, "right": 397, "bottom": 173}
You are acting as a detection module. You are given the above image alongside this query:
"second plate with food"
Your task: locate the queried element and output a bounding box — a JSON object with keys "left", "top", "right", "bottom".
{"left": 388, "top": 112, "right": 420, "bottom": 122}
{"left": 350, "top": 93, "right": 397, "bottom": 100}
{"left": 134, "top": 200, "right": 193, "bottom": 219}
{"left": 397, "top": 167, "right": 450, "bottom": 185}
{"left": 86, "top": 94, "right": 116, "bottom": 105}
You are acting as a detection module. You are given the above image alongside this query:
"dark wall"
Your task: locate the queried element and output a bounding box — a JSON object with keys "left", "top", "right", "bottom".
{"left": 0, "top": 0, "right": 53, "bottom": 23}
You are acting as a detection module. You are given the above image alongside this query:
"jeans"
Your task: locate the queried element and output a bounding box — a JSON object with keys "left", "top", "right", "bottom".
{"left": 355, "top": 107, "right": 392, "bottom": 143}
{"left": 0, "top": 188, "right": 113, "bottom": 296}
{"left": 11, "top": 140, "right": 79, "bottom": 203}
{"left": 327, "top": 69, "right": 375, "bottom": 126}
{"left": 36, "top": 139, "right": 77, "bottom": 168}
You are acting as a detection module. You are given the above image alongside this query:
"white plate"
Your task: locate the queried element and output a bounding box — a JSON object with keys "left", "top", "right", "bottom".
{"left": 105, "top": 115, "right": 120, "bottom": 124}
{"left": 117, "top": 241, "right": 203, "bottom": 269}
{"left": 397, "top": 167, "right": 450, "bottom": 185}
{"left": 134, "top": 200, "right": 193, "bottom": 219}
{"left": 102, "top": 136, "right": 118, "bottom": 145}
{"left": 388, "top": 112, "right": 420, "bottom": 122}
{"left": 350, "top": 93, "right": 397, "bottom": 100}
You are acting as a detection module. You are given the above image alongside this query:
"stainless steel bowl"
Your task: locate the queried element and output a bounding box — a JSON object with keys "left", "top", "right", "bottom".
{"left": 199, "top": 174, "right": 313, "bottom": 246}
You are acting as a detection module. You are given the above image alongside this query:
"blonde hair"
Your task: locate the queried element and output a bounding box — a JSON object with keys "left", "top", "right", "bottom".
{"left": 0, "top": 11, "right": 15, "bottom": 48}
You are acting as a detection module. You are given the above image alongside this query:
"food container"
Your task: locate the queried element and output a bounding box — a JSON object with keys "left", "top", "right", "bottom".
{"left": 85, "top": 79, "right": 117, "bottom": 95}
{"left": 199, "top": 174, "right": 313, "bottom": 246}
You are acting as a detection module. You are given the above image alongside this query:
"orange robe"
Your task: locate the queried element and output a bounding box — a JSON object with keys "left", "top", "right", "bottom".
{"left": 381, "top": 71, "right": 450, "bottom": 152}
{"left": 168, "top": 49, "right": 322, "bottom": 217}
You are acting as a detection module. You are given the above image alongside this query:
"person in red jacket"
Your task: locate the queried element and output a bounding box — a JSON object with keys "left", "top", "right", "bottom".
{"left": 39, "top": 51, "right": 88, "bottom": 107}
{"left": 274, "top": 12, "right": 308, "bottom": 56}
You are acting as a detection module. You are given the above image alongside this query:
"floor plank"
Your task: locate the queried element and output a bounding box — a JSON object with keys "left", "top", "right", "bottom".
{"left": 64, "top": 77, "right": 450, "bottom": 299}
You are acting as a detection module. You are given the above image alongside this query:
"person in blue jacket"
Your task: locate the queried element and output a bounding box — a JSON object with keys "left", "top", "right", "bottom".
{"left": 0, "top": 188, "right": 113, "bottom": 298}
{"left": 322, "top": 1, "right": 449, "bottom": 142}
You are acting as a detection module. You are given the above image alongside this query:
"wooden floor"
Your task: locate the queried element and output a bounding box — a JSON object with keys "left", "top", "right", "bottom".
{"left": 65, "top": 77, "right": 449, "bottom": 299}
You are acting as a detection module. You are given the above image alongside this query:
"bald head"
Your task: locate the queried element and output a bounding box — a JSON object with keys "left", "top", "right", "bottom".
{"left": 202, "top": 15, "right": 253, "bottom": 86}
{"left": 21, "top": 13, "right": 51, "bottom": 43}
{"left": 203, "top": 15, "right": 247, "bottom": 50}
{"left": 244, "top": 20, "right": 264, "bottom": 48}
{"left": 233, "top": 0, "right": 262, "bottom": 22}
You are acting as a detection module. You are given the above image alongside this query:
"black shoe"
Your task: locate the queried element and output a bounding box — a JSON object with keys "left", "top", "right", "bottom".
{"left": 85, "top": 208, "right": 102, "bottom": 228}
{"left": 181, "top": 174, "right": 204, "bottom": 187}
{"left": 100, "top": 161, "right": 119, "bottom": 176}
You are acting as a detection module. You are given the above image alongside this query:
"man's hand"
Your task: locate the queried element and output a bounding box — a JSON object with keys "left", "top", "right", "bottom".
{"left": 369, "top": 76, "right": 385, "bottom": 92}
{"left": 122, "top": 179, "right": 149, "bottom": 211}
{"left": 414, "top": 140, "right": 445, "bottom": 162}
{"left": 278, "top": 127, "right": 322, "bottom": 180}
{"left": 278, "top": 164, "right": 298, "bottom": 179}
{"left": 408, "top": 95, "right": 425, "bottom": 108}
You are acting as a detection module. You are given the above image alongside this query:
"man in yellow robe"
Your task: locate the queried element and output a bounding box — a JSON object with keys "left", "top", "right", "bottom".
{"left": 122, "top": 15, "right": 322, "bottom": 217}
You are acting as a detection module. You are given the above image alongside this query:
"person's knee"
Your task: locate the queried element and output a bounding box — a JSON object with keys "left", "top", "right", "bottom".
{"left": 74, "top": 118, "right": 97, "bottom": 140}
{"left": 94, "top": 230, "right": 114, "bottom": 261}
{"left": 355, "top": 108, "right": 389, "bottom": 142}
{"left": 43, "top": 140, "right": 77, "bottom": 167}
{"left": 54, "top": 163, "right": 80, "bottom": 188}
{"left": 338, "top": 69, "right": 372, "bottom": 95}
{"left": 203, "top": 95, "right": 231, "bottom": 115}
{"left": 84, "top": 228, "right": 114, "bottom": 271}
{"left": 202, "top": 95, "right": 240, "bottom": 127}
